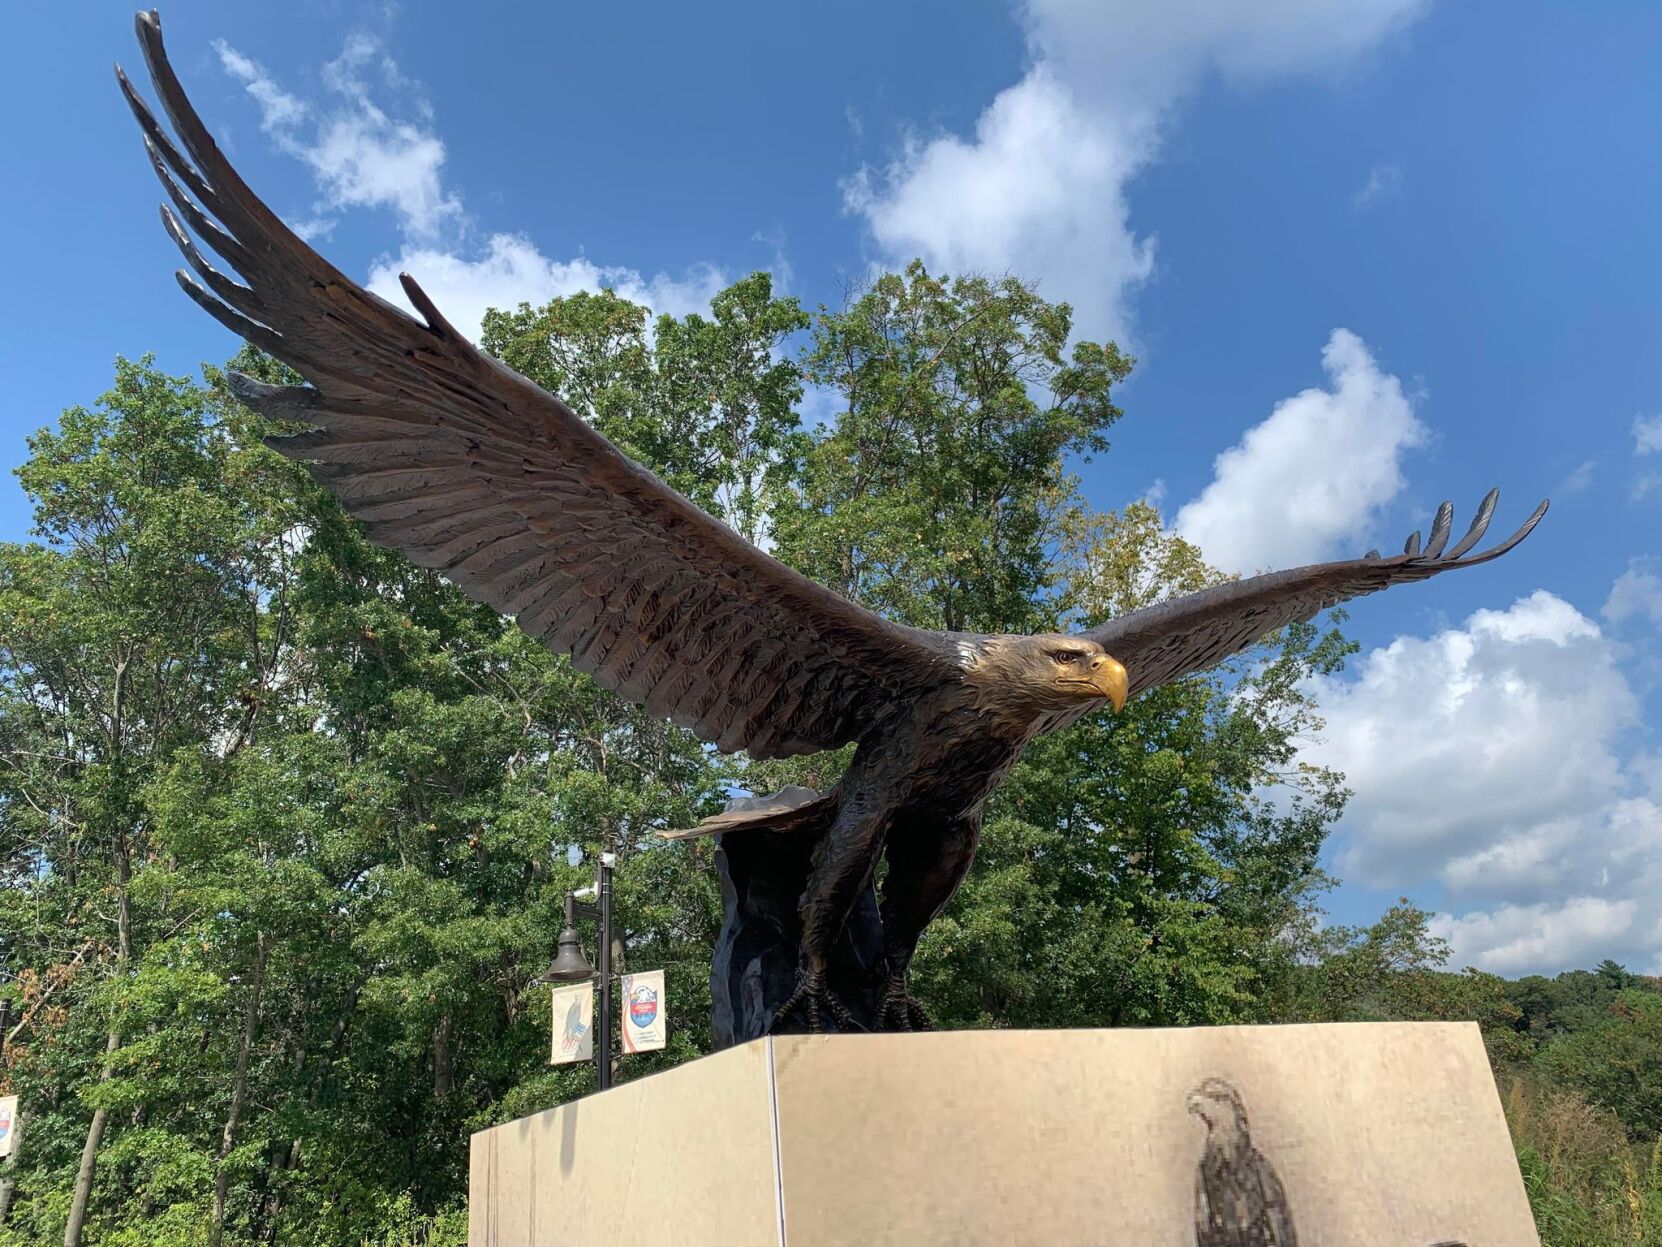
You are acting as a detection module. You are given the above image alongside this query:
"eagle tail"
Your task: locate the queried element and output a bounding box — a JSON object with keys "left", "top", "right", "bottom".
{"left": 658, "top": 785, "right": 838, "bottom": 841}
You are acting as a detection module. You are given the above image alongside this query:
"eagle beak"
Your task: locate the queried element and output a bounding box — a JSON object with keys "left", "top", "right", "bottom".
{"left": 1092, "top": 656, "right": 1129, "bottom": 713}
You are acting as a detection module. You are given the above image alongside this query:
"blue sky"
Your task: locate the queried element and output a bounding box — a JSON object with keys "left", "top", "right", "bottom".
{"left": 3, "top": 1, "right": 1659, "bottom": 975}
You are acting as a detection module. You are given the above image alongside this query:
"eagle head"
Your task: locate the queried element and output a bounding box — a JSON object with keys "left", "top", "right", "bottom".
{"left": 961, "top": 634, "right": 1129, "bottom": 718}
{"left": 1186, "top": 1077, "right": 1250, "bottom": 1138}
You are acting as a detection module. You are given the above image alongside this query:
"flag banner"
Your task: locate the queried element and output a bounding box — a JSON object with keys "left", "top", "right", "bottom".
{"left": 621, "top": 969, "right": 667, "bottom": 1053}
{"left": 550, "top": 982, "right": 594, "bottom": 1066}
{"left": 0, "top": 1095, "right": 17, "bottom": 1158}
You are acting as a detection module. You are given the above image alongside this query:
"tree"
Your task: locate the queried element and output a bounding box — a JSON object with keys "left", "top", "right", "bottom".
{"left": 1540, "top": 990, "right": 1662, "bottom": 1142}
{"left": 480, "top": 273, "right": 808, "bottom": 547}
{"left": 772, "top": 267, "right": 1349, "bottom": 1029}
{"left": 0, "top": 354, "right": 306, "bottom": 1246}
{"left": 1285, "top": 898, "right": 1519, "bottom": 1037}
{"left": 774, "top": 261, "right": 1131, "bottom": 634}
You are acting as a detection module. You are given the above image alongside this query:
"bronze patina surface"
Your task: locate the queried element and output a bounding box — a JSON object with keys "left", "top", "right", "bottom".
{"left": 119, "top": 10, "right": 1547, "bottom": 1036}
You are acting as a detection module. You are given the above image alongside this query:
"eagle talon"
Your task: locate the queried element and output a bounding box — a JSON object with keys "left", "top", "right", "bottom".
{"left": 770, "top": 968, "right": 858, "bottom": 1034}
{"left": 877, "top": 980, "right": 934, "bottom": 1032}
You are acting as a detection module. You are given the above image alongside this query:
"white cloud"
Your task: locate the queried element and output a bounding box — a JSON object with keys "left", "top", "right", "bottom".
{"left": 215, "top": 34, "right": 732, "bottom": 340}
{"left": 1023, "top": 0, "right": 1430, "bottom": 98}
{"left": 845, "top": 69, "right": 1156, "bottom": 346}
{"left": 1635, "top": 416, "right": 1662, "bottom": 497}
{"left": 288, "top": 216, "right": 337, "bottom": 243}
{"left": 213, "top": 40, "right": 305, "bottom": 130}
{"left": 1604, "top": 560, "right": 1662, "bottom": 632}
{"left": 215, "top": 35, "right": 461, "bottom": 240}
{"left": 303, "top": 116, "right": 458, "bottom": 241}
{"left": 846, "top": 0, "right": 1429, "bottom": 343}
{"left": 365, "top": 235, "right": 728, "bottom": 344}
{"left": 1354, "top": 162, "right": 1403, "bottom": 208}
{"left": 1313, "top": 591, "right": 1631, "bottom": 891}
{"left": 1635, "top": 413, "right": 1662, "bottom": 455}
{"left": 1429, "top": 899, "right": 1639, "bottom": 977}
{"left": 1171, "top": 329, "right": 1426, "bottom": 572}
{"left": 1638, "top": 753, "right": 1662, "bottom": 804}
{"left": 1554, "top": 459, "right": 1596, "bottom": 495}
{"left": 1301, "top": 589, "right": 1662, "bottom": 975}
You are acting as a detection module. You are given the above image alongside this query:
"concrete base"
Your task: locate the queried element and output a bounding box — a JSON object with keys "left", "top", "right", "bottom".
{"left": 469, "top": 1023, "right": 1537, "bottom": 1246}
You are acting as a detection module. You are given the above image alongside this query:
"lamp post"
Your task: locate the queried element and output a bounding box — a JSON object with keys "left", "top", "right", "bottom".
{"left": 540, "top": 851, "right": 615, "bottom": 1091}
{"left": 0, "top": 962, "right": 13, "bottom": 1061}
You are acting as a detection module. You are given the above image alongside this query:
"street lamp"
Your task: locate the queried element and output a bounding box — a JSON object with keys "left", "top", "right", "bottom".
{"left": 0, "top": 962, "right": 15, "bottom": 1061}
{"left": 543, "top": 901, "right": 596, "bottom": 984}
{"left": 539, "top": 851, "right": 615, "bottom": 1090}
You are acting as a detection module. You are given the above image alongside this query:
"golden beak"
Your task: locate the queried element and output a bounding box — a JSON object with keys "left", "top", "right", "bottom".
{"left": 1094, "top": 656, "right": 1129, "bottom": 713}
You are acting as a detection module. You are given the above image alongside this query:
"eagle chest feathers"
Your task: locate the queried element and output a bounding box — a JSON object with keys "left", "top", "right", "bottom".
{"left": 903, "top": 713, "right": 1025, "bottom": 815}
{"left": 892, "top": 634, "right": 1127, "bottom": 814}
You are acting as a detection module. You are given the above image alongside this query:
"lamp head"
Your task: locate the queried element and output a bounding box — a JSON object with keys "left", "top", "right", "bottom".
{"left": 540, "top": 922, "right": 596, "bottom": 984}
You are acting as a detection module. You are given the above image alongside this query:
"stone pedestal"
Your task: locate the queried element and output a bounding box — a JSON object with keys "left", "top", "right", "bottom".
{"left": 469, "top": 1023, "right": 1538, "bottom": 1246}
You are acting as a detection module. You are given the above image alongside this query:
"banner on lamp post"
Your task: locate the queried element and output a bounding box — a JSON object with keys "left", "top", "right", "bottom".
{"left": 549, "top": 982, "right": 594, "bottom": 1066}
{"left": 621, "top": 969, "right": 667, "bottom": 1053}
{"left": 0, "top": 1095, "right": 17, "bottom": 1158}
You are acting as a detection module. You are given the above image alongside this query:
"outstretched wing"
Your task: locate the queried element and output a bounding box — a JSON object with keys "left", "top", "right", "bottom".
{"left": 1081, "top": 491, "right": 1548, "bottom": 697}
{"left": 118, "top": 11, "right": 951, "bottom": 759}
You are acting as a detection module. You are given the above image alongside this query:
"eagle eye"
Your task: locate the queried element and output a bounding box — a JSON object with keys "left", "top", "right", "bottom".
{"left": 1051, "top": 650, "right": 1079, "bottom": 665}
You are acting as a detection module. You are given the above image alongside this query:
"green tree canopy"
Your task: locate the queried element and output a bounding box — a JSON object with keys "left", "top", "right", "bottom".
{"left": 0, "top": 268, "right": 1483, "bottom": 1247}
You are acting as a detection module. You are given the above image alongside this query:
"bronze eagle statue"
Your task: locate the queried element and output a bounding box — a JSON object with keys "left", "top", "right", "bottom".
{"left": 118, "top": 11, "right": 1547, "bottom": 1034}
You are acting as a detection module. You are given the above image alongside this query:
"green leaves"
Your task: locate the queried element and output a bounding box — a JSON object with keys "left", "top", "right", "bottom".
{"left": 774, "top": 261, "right": 1132, "bottom": 634}
{"left": 481, "top": 272, "right": 808, "bottom": 547}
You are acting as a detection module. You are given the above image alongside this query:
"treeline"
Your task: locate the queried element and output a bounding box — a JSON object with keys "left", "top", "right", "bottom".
{"left": 0, "top": 265, "right": 1653, "bottom": 1245}
{"left": 1489, "top": 963, "right": 1662, "bottom": 1241}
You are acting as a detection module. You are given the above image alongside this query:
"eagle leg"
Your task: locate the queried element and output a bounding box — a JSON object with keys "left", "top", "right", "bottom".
{"left": 768, "top": 780, "right": 894, "bottom": 1035}
{"left": 770, "top": 966, "right": 860, "bottom": 1035}
{"left": 876, "top": 980, "right": 934, "bottom": 1033}
{"left": 874, "top": 813, "right": 981, "bottom": 1033}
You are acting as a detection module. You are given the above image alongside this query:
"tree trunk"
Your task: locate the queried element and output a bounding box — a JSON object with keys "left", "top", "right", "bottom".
{"left": 249, "top": 998, "right": 310, "bottom": 1242}
{"left": 432, "top": 1014, "right": 454, "bottom": 1098}
{"left": 260, "top": 979, "right": 363, "bottom": 1245}
{"left": 211, "top": 931, "right": 268, "bottom": 1247}
{"left": 0, "top": 1109, "right": 25, "bottom": 1223}
{"left": 62, "top": 1029, "right": 120, "bottom": 1247}
{"left": 64, "top": 834, "right": 131, "bottom": 1247}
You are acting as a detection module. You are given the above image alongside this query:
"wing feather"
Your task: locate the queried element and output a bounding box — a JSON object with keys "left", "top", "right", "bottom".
{"left": 120, "top": 11, "right": 949, "bottom": 758}
{"left": 1082, "top": 493, "right": 1548, "bottom": 696}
